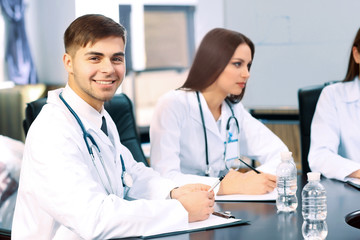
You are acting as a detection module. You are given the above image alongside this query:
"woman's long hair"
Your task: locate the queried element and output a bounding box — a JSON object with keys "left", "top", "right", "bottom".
{"left": 344, "top": 28, "right": 360, "bottom": 82}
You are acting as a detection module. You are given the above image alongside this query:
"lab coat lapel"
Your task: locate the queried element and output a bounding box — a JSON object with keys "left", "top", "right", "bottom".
{"left": 86, "top": 125, "right": 113, "bottom": 148}
{"left": 85, "top": 122, "right": 120, "bottom": 195}
{"left": 219, "top": 102, "right": 234, "bottom": 139}
{"left": 344, "top": 78, "right": 360, "bottom": 102}
{"left": 61, "top": 86, "right": 114, "bottom": 148}
{"left": 344, "top": 78, "right": 360, "bottom": 116}
{"left": 188, "top": 91, "right": 222, "bottom": 138}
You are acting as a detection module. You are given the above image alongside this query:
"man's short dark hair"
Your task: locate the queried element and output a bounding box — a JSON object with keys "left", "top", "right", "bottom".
{"left": 64, "top": 14, "right": 126, "bottom": 56}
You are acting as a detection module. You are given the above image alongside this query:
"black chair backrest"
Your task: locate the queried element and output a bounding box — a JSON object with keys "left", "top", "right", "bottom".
{"left": 104, "top": 94, "right": 148, "bottom": 166}
{"left": 23, "top": 97, "right": 47, "bottom": 135}
{"left": 23, "top": 93, "right": 149, "bottom": 167}
{"left": 298, "top": 81, "right": 338, "bottom": 175}
{"left": 298, "top": 85, "right": 324, "bottom": 175}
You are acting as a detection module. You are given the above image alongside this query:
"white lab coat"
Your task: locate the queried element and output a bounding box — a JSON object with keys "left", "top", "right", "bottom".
{"left": 309, "top": 78, "right": 360, "bottom": 181}
{"left": 12, "top": 86, "right": 188, "bottom": 240}
{"left": 150, "top": 90, "right": 288, "bottom": 187}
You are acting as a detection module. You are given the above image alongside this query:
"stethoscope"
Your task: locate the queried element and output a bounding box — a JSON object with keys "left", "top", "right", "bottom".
{"left": 59, "top": 92, "right": 133, "bottom": 194}
{"left": 196, "top": 91, "right": 241, "bottom": 176}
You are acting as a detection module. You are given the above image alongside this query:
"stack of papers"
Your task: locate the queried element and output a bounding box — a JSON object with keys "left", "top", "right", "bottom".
{"left": 141, "top": 214, "right": 247, "bottom": 239}
{"left": 215, "top": 189, "right": 277, "bottom": 202}
{"left": 346, "top": 178, "right": 360, "bottom": 189}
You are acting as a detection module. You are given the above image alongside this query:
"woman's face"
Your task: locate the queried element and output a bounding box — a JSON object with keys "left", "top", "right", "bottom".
{"left": 353, "top": 46, "right": 360, "bottom": 64}
{"left": 212, "top": 43, "right": 252, "bottom": 98}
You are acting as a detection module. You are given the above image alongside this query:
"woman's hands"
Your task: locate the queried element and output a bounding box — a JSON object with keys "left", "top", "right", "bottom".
{"left": 217, "top": 169, "right": 276, "bottom": 195}
{"left": 171, "top": 184, "right": 215, "bottom": 222}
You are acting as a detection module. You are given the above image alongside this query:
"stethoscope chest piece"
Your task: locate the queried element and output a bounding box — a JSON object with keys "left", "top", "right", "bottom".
{"left": 122, "top": 171, "right": 133, "bottom": 188}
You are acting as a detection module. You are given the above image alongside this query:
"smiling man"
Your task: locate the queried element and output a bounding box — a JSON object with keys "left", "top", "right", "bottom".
{"left": 12, "top": 14, "right": 214, "bottom": 240}
{"left": 64, "top": 35, "right": 125, "bottom": 111}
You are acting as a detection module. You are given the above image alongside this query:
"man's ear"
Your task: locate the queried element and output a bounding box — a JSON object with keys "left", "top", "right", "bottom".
{"left": 63, "top": 53, "right": 73, "bottom": 74}
{"left": 352, "top": 46, "right": 360, "bottom": 64}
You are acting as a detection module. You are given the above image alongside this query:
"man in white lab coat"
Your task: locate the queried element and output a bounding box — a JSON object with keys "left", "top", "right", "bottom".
{"left": 12, "top": 14, "right": 214, "bottom": 240}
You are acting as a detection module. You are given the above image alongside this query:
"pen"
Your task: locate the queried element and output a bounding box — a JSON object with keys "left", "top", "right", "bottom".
{"left": 238, "top": 158, "right": 260, "bottom": 174}
{"left": 212, "top": 211, "right": 235, "bottom": 219}
{"left": 208, "top": 175, "right": 225, "bottom": 192}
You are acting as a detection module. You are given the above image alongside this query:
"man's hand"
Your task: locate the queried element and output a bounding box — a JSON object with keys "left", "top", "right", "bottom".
{"left": 217, "top": 169, "right": 276, "bottom": 195}
{"left": 170, "top": 183, "right": 210, "bottom": 199}
{"left": 171, "top": 184, "right": 214, "bottom": 222}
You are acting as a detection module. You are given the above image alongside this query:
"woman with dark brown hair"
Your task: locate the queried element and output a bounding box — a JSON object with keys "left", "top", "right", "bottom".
{"left": 150, "top": 28, "right": 288, "bottom": 195}
{"left": 309, "top": 28, "right": 360, "bottom": 182}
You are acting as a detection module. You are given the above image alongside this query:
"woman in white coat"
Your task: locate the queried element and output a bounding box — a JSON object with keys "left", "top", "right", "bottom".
{"left": 150, "top": 28, "right": 289, "bottom": 195}
{"left": 309, "top": 28, "right": 360, "bottom": 181}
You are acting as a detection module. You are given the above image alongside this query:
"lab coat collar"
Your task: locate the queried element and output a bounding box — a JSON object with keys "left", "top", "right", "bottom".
{"left": 188, "top": 91, "right": 222, "bottom": 138}
{"left": 62, "top": 85, "right": 106, "bottom": 132}
{"left": 48, "top": 85, "right": 109, "bottom": 141}
{"left": 343, "top": 77, "right": 360, "bottom": 103}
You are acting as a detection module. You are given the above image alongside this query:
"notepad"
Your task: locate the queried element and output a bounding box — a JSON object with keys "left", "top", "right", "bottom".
{"left": 346, "top": 178, "right": 360, "bottom": 190}
{"left": 215, "top": 189, "right": 277, "bottom": 202}
{"left": 140, "top": 214, "right": 247, "bottom": 239}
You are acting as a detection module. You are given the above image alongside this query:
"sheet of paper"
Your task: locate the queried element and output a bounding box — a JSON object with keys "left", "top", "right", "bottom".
{"left": 142, "top": 214, "right": 245, "bottom": 239}
{"left": 215, "top": 189, "right": 277, "bottom": 202}
{"left": 346, "top": 177, "right": 360, "bottom": 189}
{"left": 187, "top": 213, "right": 240, "bottom": 230}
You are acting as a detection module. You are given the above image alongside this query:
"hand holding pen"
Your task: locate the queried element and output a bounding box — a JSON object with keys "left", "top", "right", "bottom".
{"left": 238, "top": 158, "right": 260, "bottom": 174}
{"left": 171, "top": 183, "right": 215, "bottom": 222}
{"left": 216, "top": 169, "right": 276, "bottom": 195}
{"left": 208, "top": 175, "right": 225, "bottom": 192}
{"left": 208, "top": 176, "right": 236, "bottom": 219}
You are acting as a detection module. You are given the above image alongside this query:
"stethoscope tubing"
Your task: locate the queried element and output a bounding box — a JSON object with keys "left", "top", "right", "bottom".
{"left": 196, "top": 91, "right": 240, "bottom": 175}
{"left": 196, "top": 91, "right": 210, "bottom": 176}
{"left": 59, "top": 92, "right": 128, "bottom": 194}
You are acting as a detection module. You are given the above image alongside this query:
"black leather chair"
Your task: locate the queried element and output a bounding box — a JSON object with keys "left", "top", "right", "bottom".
{"left": 298, "top": 81, "right": 337, "bottom": 175}
{"left": 23, "top": 93, "right": 149, "bottom": 167}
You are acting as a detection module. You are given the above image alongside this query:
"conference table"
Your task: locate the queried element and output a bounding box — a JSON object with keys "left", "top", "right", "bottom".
{"left": 125, "top": 175, "right": 360, "bottom": 240}
{"left": 1, "top": 175, "right": 359, "bottom": 239}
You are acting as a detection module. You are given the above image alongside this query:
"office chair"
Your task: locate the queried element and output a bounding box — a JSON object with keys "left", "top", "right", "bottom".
{"left": 23, "top": 93, "right": 149, "bottom": 167}
{"left": 298, "top": 81, "right": 337, "bottom": 175}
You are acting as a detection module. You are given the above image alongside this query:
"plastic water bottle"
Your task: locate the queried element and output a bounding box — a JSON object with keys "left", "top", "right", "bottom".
{"left": 276, "top": 151, "right": 298, "bottom": 212}
{"left": 302, "top": 172, "right": 328, "bottom": 239}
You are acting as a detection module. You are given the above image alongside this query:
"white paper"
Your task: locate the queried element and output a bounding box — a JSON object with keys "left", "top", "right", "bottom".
{"left": 143, "top": 213, "right": 243, "bottom": 238}
{"left": 346, "top": 177, "right": 360, "bottom": 188}
{"left": 187, "top": 213, "right": 240, "bottom": 230}
{"left": 215, "top": 189, "right": 277, "bottom": 202}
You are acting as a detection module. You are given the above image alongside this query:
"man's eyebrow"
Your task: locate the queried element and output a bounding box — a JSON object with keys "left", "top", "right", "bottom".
{"left": 85, "top": 51, "right": 104, "bottom": 56}
{"left": 113, "top": 52, "right": 125, "bottom": 56}
{"left": 84, "top": 51, "right": 125, "bottom": 56}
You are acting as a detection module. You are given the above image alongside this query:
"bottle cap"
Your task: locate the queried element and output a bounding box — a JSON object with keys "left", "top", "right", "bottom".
{"left": 307, "top": 172, "right": 321, "bottom": 181}
{"left": 280, "top": 151, "right": 292, "bottom": 161}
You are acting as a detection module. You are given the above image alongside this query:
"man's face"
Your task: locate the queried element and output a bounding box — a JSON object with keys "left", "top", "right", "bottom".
{"left": 63, "top": 36, "right": 125, "bottom": 111}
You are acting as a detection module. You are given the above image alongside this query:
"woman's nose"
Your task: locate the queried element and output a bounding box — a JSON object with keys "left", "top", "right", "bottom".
{"left": 241, "top": 67, "right": 250, "bottom": 78}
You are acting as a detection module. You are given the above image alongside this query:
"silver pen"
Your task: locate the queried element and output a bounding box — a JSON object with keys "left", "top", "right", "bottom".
{"left": 208, "top": 175, "right": 225, "bottom": 192}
